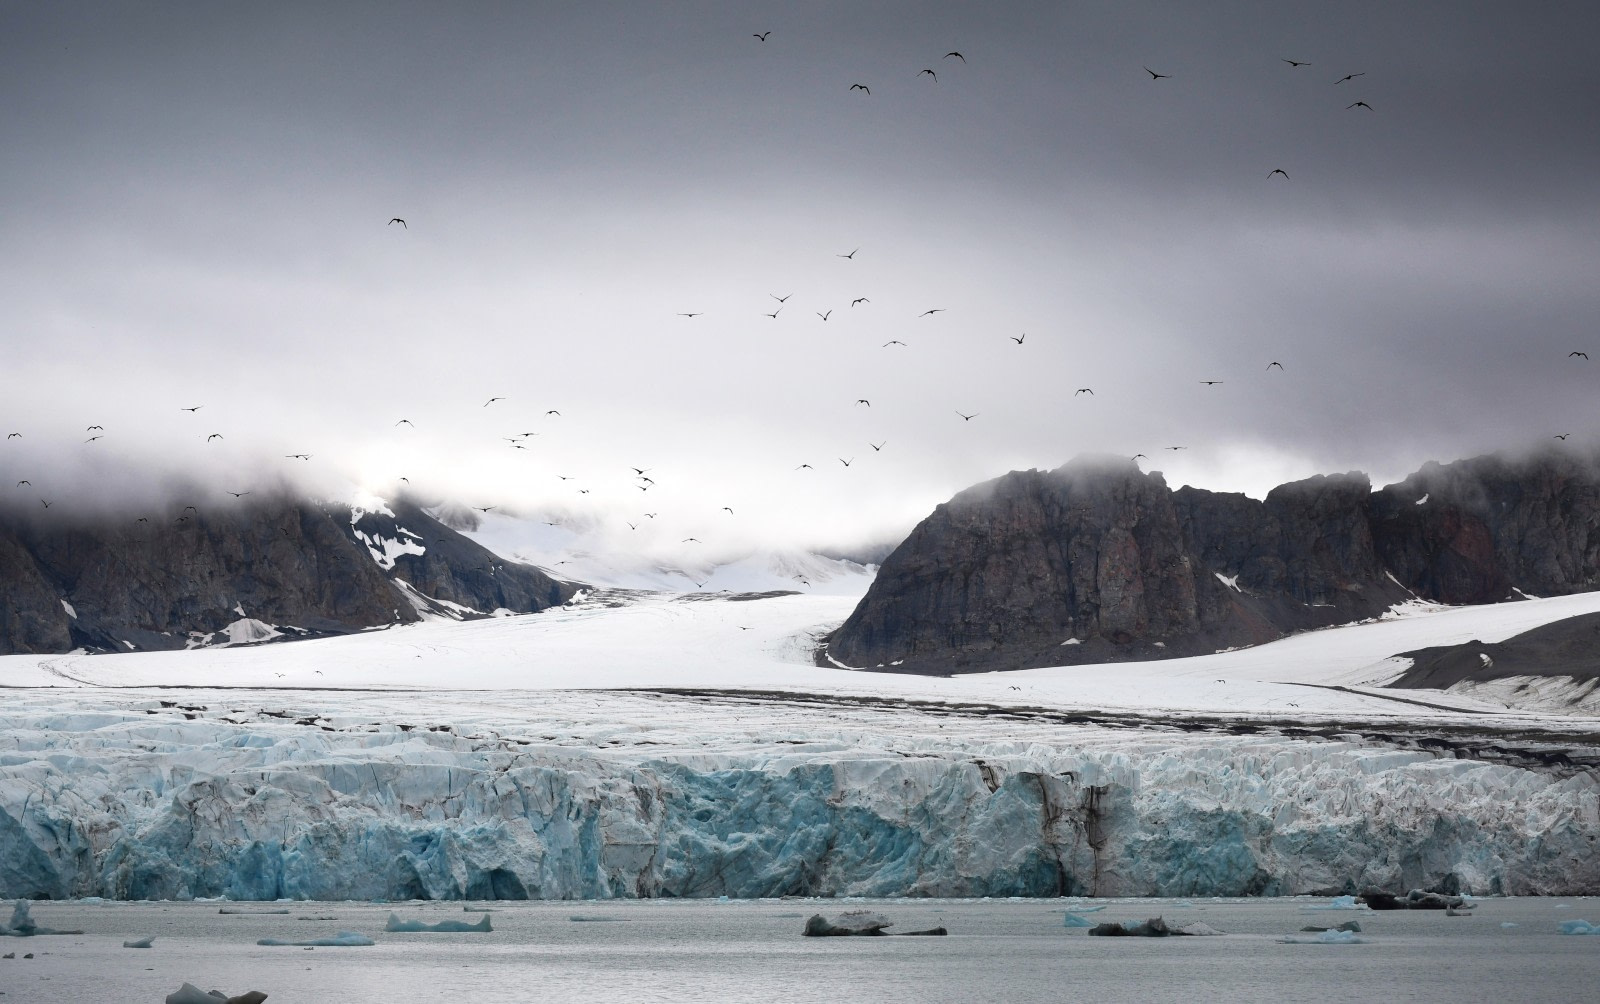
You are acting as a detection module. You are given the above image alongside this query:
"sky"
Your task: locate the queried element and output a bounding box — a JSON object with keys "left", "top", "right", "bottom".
{"left": 3, "top": 1, "right": 1598, "bottom": 559}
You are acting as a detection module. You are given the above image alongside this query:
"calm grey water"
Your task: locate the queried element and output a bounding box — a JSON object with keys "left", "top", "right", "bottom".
{"left": 4, "top": 897, "right": 1597, "bottom": 1003}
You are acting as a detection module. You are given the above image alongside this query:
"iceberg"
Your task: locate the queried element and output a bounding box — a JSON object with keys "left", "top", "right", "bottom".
{"left": 123, "top": 935, "right": 155, "bottom": 947}
{"left": 1281, "top": 928, "right": 1366, "bottom": 944}
{"left": 384, "top": 912, "right": 491, "bottom": 933}
{"left": 1062, "top": 912, "right": 1096, "bottom": 928}
{"left": 165, "top": 984, "right": 268, "bottom": 1004}
{"left": 256, "top": 931, "right": 374, "bottom": 946}
{"left": 1559, "top": 919, "right": 1600, "bottom": 935}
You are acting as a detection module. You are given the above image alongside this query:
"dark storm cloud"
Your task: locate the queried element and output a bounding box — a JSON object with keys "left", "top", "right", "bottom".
{"left": 2, "top": 2, "right": 1597, "bottom": 552}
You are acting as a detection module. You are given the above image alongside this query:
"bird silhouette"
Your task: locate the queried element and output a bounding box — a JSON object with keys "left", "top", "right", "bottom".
{"left": 771, "top": 293, "right": 791, "bottom": 302}
{"left": 855, "top": 399, "right": 870, "bottom": 407}
{"left": 817, "top": 310, "right": 832, "bottom": 320}
{"left": 627, "top": 521, "right": 638, "bottom": 530}
{"left": 1165, "top": 445, "right": 1188, "bottom": 451}
{"left": 1569, "top": 351, "right": 1588, "bottom": 359}
{"left": 1010, "top": 333, "right": 1026, "bottom": 344}
{"left": 848, "top": 84, "right": 870, "bottom": 94}
{"left": 1132, "top": 454, "right": 1148, "bottom": 461}
{"left": 40, "top": 499, "right": 50, "bottom": 508}
{"left": 1144, "top": 66, "right": 1170, "bottom": 80}
{"left": 883, "top": 340, "right": 906, "bottom": 347}
{"left": 395, "top": 419, "right": 414, "bottom": 427}
{"left": 286, "top": 454, "right": 311, "bottom": 460}
{"left": 1346, "top": 101, "right": 1373, "bottom": 110}
{"left": 16, "top": 480, "right": 29, "bottom": 486}
{"left": 87, "top": 425, "right": 103, "bottom": 431}
{"left": 920, "top": 308, "right": 945, "bottom": 317}
{"left": 1199, "top": 380, "right": 1223, "bottom": 385}
{"left": 678, "top": 312, "right": 702, "bottom": 318}
{"left": 1075, "top": 388, "right": 1094, "bottom": 396}
{"left": 764, "top": 309, "right": 782, "bottom": 319}
{"left": 919, "top": 69, "right": 937, "bottom": 81}
{"left": 6, "top": 433, "right": 18, "bottom": 439}
{"left": 837, "top": 248, "right": 859, "bottom": 259}
{"left": 956, "top": 411, "right": 978, "bottom": 421}
{"left": 944, "top": 51, "right": 965, "bottom": 62}
{"left": 633, "top": 467, "right": 652, "bottom": 475}
{"left": 851, "top": 297, "right": 869, "bottom": 306}
{"left": 722, "top": 507, "right": 734, "bottom": 515}
{"left": 180, "top": 406, "right": 202, "bottom": 412}
{"left": 227, "top": 491, "right": 250, "bottom": 498}
{"left": 682, "top": 537, "right": 701, "bottom": 543}
{"left": 207, "top": 434, "right": 223, "bottom": 441}
{"left": 1282, "top": 59, "right": 1310, "bottom": 67}
{"left": 85, "top": 435, "right": 102, "bottom": 443}
{"left": 546, "top": 410, "right": 561, "bottom": 416}
{"left": 1554, "top": 434, "right": 1571, "bottom": 440}
{"left": 484, "top": 397, "right": 505, "bottom": 407}
{"left": 796, "top": 463, "right": 813, "bottom": 470}
{"left": 1334, "top": 72, "right": 1365, "bottom": 84}
{"left": 753, "top": 31, "right": 771, "bottom": 41}
{"left": 1269, "top": 169, "right": 1289, "bottom": 179}
{"left": 839, "top": 458, "right": 853, "bottom": 467}
{"left": 869, "top": 441, "right": 885, "bottom": 451}
{"left": 1267, "top": 361, "right": 1285, "bottom": 370}
{"left": 472, "top": 506, "right": 495, "bottom": 513}
{"left": 388, "top": 218, "right": 406, "bottom": 227}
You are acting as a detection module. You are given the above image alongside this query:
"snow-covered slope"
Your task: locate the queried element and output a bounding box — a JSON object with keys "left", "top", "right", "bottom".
{"left": 3, "top": 589, "right": 1599, "bottom": 901}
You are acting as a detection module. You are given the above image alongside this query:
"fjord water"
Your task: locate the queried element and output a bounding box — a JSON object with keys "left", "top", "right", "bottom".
{"left": 7, "top": 898, "right": 1598, "bottom": 1003}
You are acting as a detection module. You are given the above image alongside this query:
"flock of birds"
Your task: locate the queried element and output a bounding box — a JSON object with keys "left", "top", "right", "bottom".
{"left": 4, "top": 30, "right": 1589, "bottom": 591}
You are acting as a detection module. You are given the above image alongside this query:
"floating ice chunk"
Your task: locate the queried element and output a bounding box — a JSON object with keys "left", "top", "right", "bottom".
{"left": 165, "top": 985, "right": 268, "bottom": 1004}
{"left": 1501, "top": 922, "right": 1518, "bottom": 928}
{"left": 1559, "top": 920, "right": 1600, "bottom": 935}
{"left": 1175, "top": 922, "right": 1226, "bottom": 936}
{"left": 1303, "top": 895, "right": 1367, "bottom": 912}
{"left": 123, "top": 935, "right": 155, "bottom": 948}
{"left": 1281, "top": 929, "right": 1366, "bottom": 944}
{"left": 384, "top": 912, "right": 491, "bottom": 933}
{"left": 256, "top": 931, "right": 374, "bottom": 946}
{"left": 1062, "top": 912, "right": 1096, "bottom": 928}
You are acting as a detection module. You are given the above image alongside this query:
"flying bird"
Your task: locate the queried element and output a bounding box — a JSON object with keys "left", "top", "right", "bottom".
{"left": 918, "top": 69, "right": 937, "bottom": 81}
{"left": 484, "top": 397, "right": 505, "bottom": 407}
{"left": 1282, "top": 59, "right": 1310, "bottom": 67}
{"left": 1010, "top": 333, "right": 1025, "bottom": 344}
{"left": 1346, "top": 101, "right": 1373, "bottom": 110}
{"left": 286, "top": 454, "right": 311, "bottom": 460}
{"left": 837, "top": 248, "right": 859, "bottom": 259}
{"left": 207, "top": 434, "right": 223, "bottom": 441}
{"left": 1267, "top": 361, "right": 1284, "bottom": 370}
{"left": 1075, "top": 388, "right": 1094, "bottom": 396}
{"left": 16, "top": 480, "right": 29, "bottom": 486}
{"left": 1200, "top": 380, "right": 1223, "bottom": 385}
{"left": 920, "top": 308, "right": 945, "bottom": 317}
{"left": 764, "top": 309, "right": 781, "bottom": 319}
{"left": 546, "top": 410, "right": 561, "bottom": 416}
{"left": 87, "top": 425, "right": 103, "bottom": 431}
{"left": 472, "top": 506, "right": 495, "bottom": 513}
{"left": 869, "top": 441, "right": 885, "bottom": 451}
{"left": 6, "top": 433, "right": 18, "bottom": 439}
{"left": 722, "top": 507, "right": 734, "bottom": 515}
{"left": 388, "top": 218, "right": 406, "bottom": 227}
{"left": 848, "top": 84, "right": 870, "bottom": 94}
{"left": 771, "top": 293, "right": 791, "bottom": 302}
{"left": 1554, "top": 434, "right": 1571, "bottom": 440}
{"left": 817, "top": 310, "right": 832, "bottom": 320}
{"left": 1132, "top": 454, "right": 1148, "bottom": 461}
{"left": 839, "top": 458, "right": 853, "bottom": 467}
{"left": 944, "top": 51, "right": 965, "bottom": 62}
{"left": 395, "top": 419, "right": 414, "bottom": 427}
{"left": 682, "top": 537, "right": 701, "bottom": 543}
{"left": 956, "top": 411, "right": 978, "bottom": 421}
{"left": 227, "top": 491, "right": 251, "bottom": 498}
{"left": 85, "top": 435, "right": 102, "bottom": 443}
{"left": 883, "top": 340, "right": 906, "bottom": 347}
{"left": 1144, "top": 66, "right": 1170, "bottom": 80}
{"left": 1269, "top": 169, "right": 1289, "bottom": 179}
{"left": 1334, "top": 72, "right": 1365, "bottom": 84}
{"left": 633, "top": 467, "right": 652, "bottom": 475}
{"left": 180, "top": 406, "right": 202, "bottom": 412}
{"left": 1165, "top": 445, "right": 1188, "bottom": 451}
{"left": 855, "top": 399, "right": 870, "bottom": 407}
{"left": 626, "top": 521, "right": 637, "bottom": 530}
{"left": 678, "top": 312, "right": 702, "bottom": 318}
{"left": 1569, "top": 351, "right": 1588, "bottom": 359}
{"left": 851, "top": 297, "right": 869, "bottom": 306}
{"left": 796, "top": 463, "right": 812, "bottom": 470}
{"left": 753, "top": 31, "right": 770, "bottom": 41}
{"left": 39, "top": 499, "right": 50, "bottom": 508}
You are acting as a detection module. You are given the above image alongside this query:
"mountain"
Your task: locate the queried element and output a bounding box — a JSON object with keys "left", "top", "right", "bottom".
{"left": 827, "top": 446, "right": 1600, "bottom": 674}
{"left": 0, "top": 494, "right": 578, "bottom": 655}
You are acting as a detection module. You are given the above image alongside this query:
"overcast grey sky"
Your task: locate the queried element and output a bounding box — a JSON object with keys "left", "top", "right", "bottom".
{"left": 3, "top": 1, "right": 1598, "bottom": 555}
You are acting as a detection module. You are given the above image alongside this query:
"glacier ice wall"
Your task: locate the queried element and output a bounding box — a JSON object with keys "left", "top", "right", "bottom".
{"left": 1, "top": 699, "right": 1597, "bottom": 900}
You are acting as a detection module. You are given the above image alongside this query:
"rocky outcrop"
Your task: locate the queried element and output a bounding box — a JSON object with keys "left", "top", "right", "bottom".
{"left": 0, "top": 494, "right": 578, "bottom": 655}
{"left": 828, "top": 445, "right": 1600, "bottom": 673}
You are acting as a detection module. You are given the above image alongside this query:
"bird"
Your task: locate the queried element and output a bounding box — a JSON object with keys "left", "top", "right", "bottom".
{"left": 136, "top": 516, "right": 148, "bottom": 522}
{"left": 645, "top": 513, "right": 657, "bottom": 518}
{"left": 1269, "top": 168, "right": 1289, "bottom": 179}
{"left": 944, "top": 51, "right": 965, "bottom": 62}
{"left": 1267, "top": 361, "right": 1284, "bottom": 370}
{"left": 1075, "top": 388, "right": 1094, "bottom": 396}
{"left": 546, "top": 410, "right": 561, "bottom": 416}
{"left": 388, "top": 218, "right": 406, "bottom": 228}
{"left": 919, "top": 69, "right": 937, "bottom": 81}
{"left": 855, "top": 399, "right": 870, "bottom": 407}
{"left": 227, "top": 491, "right": 251, "bottom": 498}
{"left": 472, "top": 505, "right": 495, "bottom": 513}
{"left": 87, "top": 425, "right": 103, "bottom": 431}
{"left": 920, "top": 308, "right": 945, "bottom": 317}
{"left": 1334, "top": 72, "right": 1365, "bottom": 84}
{"left": 817, "top": 310, "right": 832, "bottom": 320}
{"left": 956, "top": 411, "right": 979, "bottom": 421}
{"left": 6, "top": 433, "right": 18, "bottom": 439}
{"left": 839, "top": 458, "right": 853, "bottom": 467}
{"left": 795, "top": 463, "right": 813, "bottom": 470}
{"left": 1132, "top": 454, "right": 1148, "bottom": 461}
{"left": 682, "top": 537, "right": 701, "bottom": 543}
{"left": 395, "top": 419, "right": 414, "bottom": 427}
{"left": 39, "top": 499, "right": 50, "bottom": 508}
{"left": 869, "top": 441, "right": 885, "bottom": 451}
{"left": 16, "top": 480, "right": 29, "bottom": 486}
{"left": 626, "top": 521, "right": 637, "bottom": 530}
{"left": 85, "top": 435, "right": 102, "bottom": 443}
{"left": 883, "top": 340, "right": 906, "bottom": 347}
{"left": 180, "top": 406, "right": 202, "bottom": 412}
{"left": 851, "top": 297, "right": 869, "bottom": 306}
{"left": 678, "top": 312, "right": 702, "bottom": 318}
{"left": 638, "top": 476, "right": 655, "bottom": 484}
{"left": 207, "top": 434, "right": 223, "bottom": 441}
{"left": 753, "top": 31, "right": 770, "bottom": 41}
{"left": 1144, "top": 66, "right": 1170, "bottom": 80}
{"left": 771, "top": 293, "right": 791, "bottom": 302}
{"left": 556, "top": 475, "right": 574, "bottom": 480}
{"left": 722, "top": 507, "right": 734, "bottom": 515}
{"left": 837, "top": 248, "right": 859, "bottom": 259}
{"left": 764, "top": 309, "right": 781, "bottom": 319}
{"left": 1554, "top": 434, "right": 1571, "bottom": 440}
{"left": 1282, "top": 59, "right": 1310, "bottom": 67}
{"left": 1010, "top": 333, "right": 1025, "bottom": 344}
{"left": 1569, "top": 351, "right": 1588, "bottom": 359}
{"left": 1346, "top": 101, "right": 1372, "bottom": 110}
{"left": 1165, "top": 445, "right": 1188, "bottom": 451}
{"left": 848, "top": 84, "right": 870, "bottom": 94}
{"left": 1199, "top": 380, "right": 1223, "bottom": 385}
{"left": 484, "top": 397, "right": 505, "bottom": 407}
{"left": 286, "top": 454, "right": 311, "bottom": 460}
{"left": 633, "top": 467, "right": 652, "bottom": 475}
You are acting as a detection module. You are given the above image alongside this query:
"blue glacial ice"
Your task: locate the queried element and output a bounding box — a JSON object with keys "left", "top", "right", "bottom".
{"left": 1, "top": 697, "right": 1599, "bottom": 901}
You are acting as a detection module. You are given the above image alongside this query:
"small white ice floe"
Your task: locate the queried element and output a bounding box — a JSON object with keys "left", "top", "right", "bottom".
{"left": 165, "top": 985, "right": 268, "bottom": 1004}
{"left": 256, "top": 931, "right": 374, "bottom": 946}
{"left": 122, "top": 935, "right": 155, "bottom": 948}
{"left": 1302, "top": 895, "right": 1368, "bottom": 912}
{"left": 1280, "top": 928, "right": 1366, "bottom": 944}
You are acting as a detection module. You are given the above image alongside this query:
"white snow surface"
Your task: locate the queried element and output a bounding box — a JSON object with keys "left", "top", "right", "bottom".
{"left": 3, "top": 586, "right": 1600, "bottom": 901}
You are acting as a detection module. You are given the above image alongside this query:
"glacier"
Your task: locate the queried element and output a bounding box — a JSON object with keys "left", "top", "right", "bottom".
{"left": 2, "top": 688, "right": 1596, "bottom": 901}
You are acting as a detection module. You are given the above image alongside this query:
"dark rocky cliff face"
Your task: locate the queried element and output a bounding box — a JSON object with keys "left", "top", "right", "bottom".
{"left": 0, "top": 495, "right": 579, "bottom": 656}
{"left": 829, "top": 446, "right": 1600, "bottom": 674}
